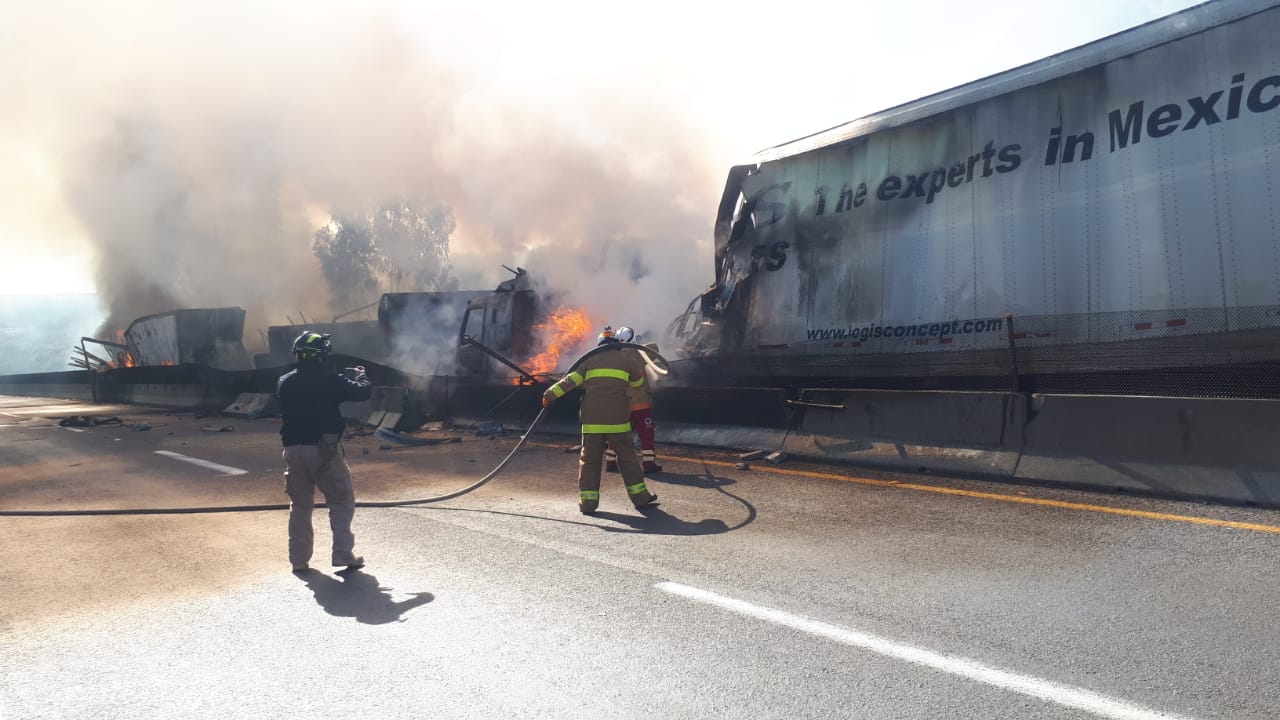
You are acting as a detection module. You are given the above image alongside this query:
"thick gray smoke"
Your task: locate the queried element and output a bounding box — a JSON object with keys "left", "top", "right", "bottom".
{"left": 0, "top": 2, "right": 719, "bottom": 354}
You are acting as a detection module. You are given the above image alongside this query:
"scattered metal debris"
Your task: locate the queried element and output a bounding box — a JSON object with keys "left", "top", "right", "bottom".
{"left": 738, "top": 450, "right": 767, "bottom": 461}
{"left": 201, "top": 425, "right": 235, "bottom": 433}
{"left": 374, "top": 427, "right": 461, "bottom": 447}
{"left": 735, "top": 462, "right": 751, "bottom": 470}
{"left": 58, "top": 416, "right": 122, "bottom": 428}
{"left": 765, "top": 451, "right": 790, "bottom": 465}
{"left": 473, "top": 421, "right": 504, "bottom": 437}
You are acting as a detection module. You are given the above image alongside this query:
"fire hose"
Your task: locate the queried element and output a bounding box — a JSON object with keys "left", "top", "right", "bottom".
{"left": 0, "top": 342, "right": 671, "bottom": 517}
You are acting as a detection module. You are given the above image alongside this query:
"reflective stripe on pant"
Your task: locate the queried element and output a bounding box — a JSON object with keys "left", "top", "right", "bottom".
{"left": 283, "top": 444, "right": 358, "bottom": 566}
{"left": 579, "top": 431, "right": 653, "bottom": 508}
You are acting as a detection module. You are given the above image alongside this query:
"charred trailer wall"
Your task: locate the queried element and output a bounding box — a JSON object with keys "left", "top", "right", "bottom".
{"left": 125, "top": 308, "right": 251, "bottom": 370}
{"left": 690, "top": 0, "right": 1280, "bottom": 395}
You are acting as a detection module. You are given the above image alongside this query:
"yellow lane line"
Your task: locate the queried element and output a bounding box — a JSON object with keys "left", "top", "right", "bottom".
{"left": 667, "top": 453, "right": 1280, "bottom": 535}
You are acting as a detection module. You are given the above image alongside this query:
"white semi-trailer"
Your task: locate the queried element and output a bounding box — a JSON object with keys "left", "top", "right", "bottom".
{"left": 681, "top": 0, "right": 1280, "bottom": 392}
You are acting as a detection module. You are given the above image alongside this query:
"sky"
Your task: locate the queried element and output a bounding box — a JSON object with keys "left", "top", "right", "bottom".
{"left": 0, "top": 0, "right": 1203, "bottom": 343}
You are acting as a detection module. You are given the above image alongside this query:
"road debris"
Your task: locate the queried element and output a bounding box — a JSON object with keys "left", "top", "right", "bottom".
{"left": 374, "top": 427, "right": 461, "bottom": 447}
{"left": 473, "top": 421, "right": 504, "bottom": 437}
{"left": 58, "top": 416, "right": 121, "bottom": 428}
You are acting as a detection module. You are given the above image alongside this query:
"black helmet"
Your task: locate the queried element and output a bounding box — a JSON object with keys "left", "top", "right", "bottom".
{"left": 292, "top": 331, "right": 332, "bottom": 363}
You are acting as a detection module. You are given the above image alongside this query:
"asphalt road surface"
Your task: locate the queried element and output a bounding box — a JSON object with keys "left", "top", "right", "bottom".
{"left": 2, "top": 394, "right": 1279, "bottom": 720}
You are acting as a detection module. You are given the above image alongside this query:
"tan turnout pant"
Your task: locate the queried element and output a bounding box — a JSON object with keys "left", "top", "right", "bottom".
{"left": 578, "top": 431, "right": 654, "bottom": 510}
{"left": 283, "top": 444, "right": 358, "bottom": 566}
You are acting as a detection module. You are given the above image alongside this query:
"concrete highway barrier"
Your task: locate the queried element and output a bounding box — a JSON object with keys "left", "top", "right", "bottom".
{"left": 222, "top": 393, "right": 278, "bottom": 419}
{"left": 0, "top": 370, "right": 95, "bottom": 402}
{"left": 1015, "top": 394, "right": 1280, "bottom": 505}
{"left": 4, "top": 366, "right": 1279, "bottom": 506}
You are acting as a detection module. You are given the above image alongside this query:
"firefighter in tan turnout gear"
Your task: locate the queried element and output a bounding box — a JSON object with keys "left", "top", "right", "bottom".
{"left": 543, "top": 327, "right": 659, "bottom": 515}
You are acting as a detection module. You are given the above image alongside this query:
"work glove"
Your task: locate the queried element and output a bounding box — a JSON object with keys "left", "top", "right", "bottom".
{"left": 542, "top": 396, "right": 552, "bottom": 409}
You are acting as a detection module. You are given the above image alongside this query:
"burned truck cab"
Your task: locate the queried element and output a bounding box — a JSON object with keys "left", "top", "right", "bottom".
{"left": 455, "top": 267, "right": 540, "bottom": 382}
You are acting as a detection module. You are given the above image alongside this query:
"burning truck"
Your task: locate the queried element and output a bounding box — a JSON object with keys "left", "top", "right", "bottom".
{"left": 68, "top": 267, "right": 592, "bottom": 388}
{"left": 49, "top": 267, "right": 597, "bottom": 426}
{"left": 257, "top": 266, "right": 592, "bottom": 384}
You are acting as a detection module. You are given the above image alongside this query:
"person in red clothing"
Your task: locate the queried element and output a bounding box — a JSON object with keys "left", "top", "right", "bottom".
{"left": 606, "top": 332, "right": 662, "bottom": 474}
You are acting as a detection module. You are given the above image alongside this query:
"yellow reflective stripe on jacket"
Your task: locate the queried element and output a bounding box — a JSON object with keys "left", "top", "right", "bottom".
{"left": 629, "top": 378, "right": 645, "bottom": 388}
{"left": 626, "top": 482, "right": 649, "bottom": 495}
{"left": 582, "top": 422, "right": 631, "bottom": 434}
{"left": 579, "top": 490, "right": 600, "bottom": 500}
{"left": 549, "top": 371, "right": 583, "bottom": 398}
{"left": 584, "top": 368, "right": 630, "bottom": 382}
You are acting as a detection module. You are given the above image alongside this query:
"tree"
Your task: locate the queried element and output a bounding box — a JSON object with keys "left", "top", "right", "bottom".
{"left": 370, "top": 201, "right": 456, "bottom": 292}
{"left": 312, "top": 201, "right": 458, "bottom": 316}
{"left": 312, "top": 217, "right": 381, "bottom": 315}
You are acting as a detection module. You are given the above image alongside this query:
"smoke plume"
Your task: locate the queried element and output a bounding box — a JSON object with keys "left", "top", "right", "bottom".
{"left": 0, "top": 1, "right": 721, "bottom": 352}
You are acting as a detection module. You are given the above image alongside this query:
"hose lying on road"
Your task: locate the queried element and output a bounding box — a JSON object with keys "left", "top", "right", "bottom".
{"left": 0, "top": 408, "right": 549, "bottom": 518}
{"left": 0, "top": 342, "right": 670, "bottom": 518}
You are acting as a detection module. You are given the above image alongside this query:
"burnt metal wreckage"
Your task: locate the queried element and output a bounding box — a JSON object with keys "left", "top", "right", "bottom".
{"left": 7, "top": 0, "right": 1280, "bottom": 506}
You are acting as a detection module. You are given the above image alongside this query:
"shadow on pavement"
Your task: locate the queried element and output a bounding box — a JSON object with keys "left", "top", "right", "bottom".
{"left": 586, "top": 463, "right": 756, "bottom": 534}
{"left": 296, "top": 568, "right": 433, "bottom": 624}
{"left": 592, "top": 506, "right": 729, "bottom": 535}
{"left": 645, "top": 469, "right": 737, "bottom": 490}
{"left": 400, "top": 462, "right": 756, "bottom": 535}
{"left": 626, "top": 463, "right": 758, "bottom": 534}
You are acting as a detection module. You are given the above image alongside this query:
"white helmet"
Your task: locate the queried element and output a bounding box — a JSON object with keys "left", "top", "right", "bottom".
{"left": 615, "top": 326, "right": 635, "bottom": 343}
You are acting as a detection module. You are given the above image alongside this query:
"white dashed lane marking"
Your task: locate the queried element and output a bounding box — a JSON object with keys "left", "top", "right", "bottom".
{"left": 153, "top": 450, "right": 248, "bottom": 476}
{"left": 656, "top": 581, "right": 1196, "bottom": 720}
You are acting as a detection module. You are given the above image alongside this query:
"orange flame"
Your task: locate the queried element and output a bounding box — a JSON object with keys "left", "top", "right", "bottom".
{"left": 524, "top": 307, "right": 591, "bottom": 379}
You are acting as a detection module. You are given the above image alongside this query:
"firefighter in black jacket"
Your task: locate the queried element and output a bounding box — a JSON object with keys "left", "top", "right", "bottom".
{"left": 277, "top": 331, "right": 373, "bottom": 573}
